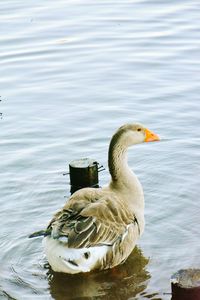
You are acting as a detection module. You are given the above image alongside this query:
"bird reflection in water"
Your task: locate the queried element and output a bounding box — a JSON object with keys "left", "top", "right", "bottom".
{"left": 46, "top": 246, "right": 150, "bottom": 300}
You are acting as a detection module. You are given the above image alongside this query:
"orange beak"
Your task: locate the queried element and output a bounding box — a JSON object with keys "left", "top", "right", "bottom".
{"left": 145, "top": 128, "right": 160, "bottom": 142}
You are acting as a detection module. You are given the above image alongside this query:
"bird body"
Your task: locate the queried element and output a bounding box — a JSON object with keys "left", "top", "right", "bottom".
{"left": 31, "top": 123, "right": 159, "bottom": 273}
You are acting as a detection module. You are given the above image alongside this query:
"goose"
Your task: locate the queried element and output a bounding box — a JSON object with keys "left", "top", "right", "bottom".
{"left": 29, "top": 123, "right": 159, "bottom": 274}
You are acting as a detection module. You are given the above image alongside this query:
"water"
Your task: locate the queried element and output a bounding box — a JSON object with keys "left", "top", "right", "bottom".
{"left": 1, "top": 0, "right": 200, "bottom": 299}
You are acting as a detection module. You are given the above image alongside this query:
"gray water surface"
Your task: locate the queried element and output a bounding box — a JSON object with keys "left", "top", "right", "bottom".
{"left": 1, "top": 1, "right": 200, "bottom": 299}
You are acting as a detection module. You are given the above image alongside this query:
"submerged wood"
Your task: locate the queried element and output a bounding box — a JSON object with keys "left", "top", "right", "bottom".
{"left": 69, "top": 158, "right": 99, "bottom": 193}
{"left": 171, "top": 269, "right": 200, "bottom": 300}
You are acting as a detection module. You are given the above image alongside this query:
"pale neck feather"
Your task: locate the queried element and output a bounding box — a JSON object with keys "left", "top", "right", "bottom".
{"left": 108, "top": 132, "right": 145, "bottom": 219}
{"left": 108, "top": 131, "right": 137, "bottom": 187}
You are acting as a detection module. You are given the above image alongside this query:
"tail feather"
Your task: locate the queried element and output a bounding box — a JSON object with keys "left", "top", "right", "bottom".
{"left": 29, "top": 229, "right": 50, "bottom": 238}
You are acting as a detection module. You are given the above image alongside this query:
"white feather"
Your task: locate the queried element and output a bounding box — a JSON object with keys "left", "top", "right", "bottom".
{"left": 43, "top": 237, "right": 109, "bottom": 274}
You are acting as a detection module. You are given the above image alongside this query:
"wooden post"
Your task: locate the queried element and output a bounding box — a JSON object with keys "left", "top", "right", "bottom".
{"left": 69, "top": 158, "right": 99, "bottom": 193}
{"left": 171, "top": 269, "right": 200, "bottom": 300}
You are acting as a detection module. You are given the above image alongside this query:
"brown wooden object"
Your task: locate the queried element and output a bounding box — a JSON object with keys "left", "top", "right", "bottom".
{"left": 69, "top": 158, "right": 99, "bottom": 193}
{"left": 171, "top": 269, "right": 200, "bottom": 300}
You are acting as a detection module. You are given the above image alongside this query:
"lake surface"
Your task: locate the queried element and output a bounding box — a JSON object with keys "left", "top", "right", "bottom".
{"left": 1, "top": 0, "right": 200, "bottom": 299}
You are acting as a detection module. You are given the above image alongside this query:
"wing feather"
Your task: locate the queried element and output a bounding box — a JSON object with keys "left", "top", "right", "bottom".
{"left": 46, "top": 188, "right": 138, "bottom": 249}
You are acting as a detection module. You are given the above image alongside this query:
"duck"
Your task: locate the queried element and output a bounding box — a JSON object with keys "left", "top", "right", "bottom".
{"left": 29, "top": 123, "right": 160, "bottom": 274}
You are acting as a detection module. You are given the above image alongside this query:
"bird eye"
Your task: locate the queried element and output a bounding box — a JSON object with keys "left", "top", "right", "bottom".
{"left": 137, "top": 128, "right": 141, "bottom": 132}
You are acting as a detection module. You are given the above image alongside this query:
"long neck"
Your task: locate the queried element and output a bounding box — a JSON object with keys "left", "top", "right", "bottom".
{"left": 108, "top": 134, "right": 134, "bottom": 187}
{"left": 108, "top": 130, "right": 145, "bottom": 234}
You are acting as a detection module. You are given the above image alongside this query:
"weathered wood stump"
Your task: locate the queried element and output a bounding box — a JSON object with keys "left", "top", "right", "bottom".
{"left": 171, "top": 269, "right": 200, "bottom": 300}
{"left": 69, "top": 158, "right": 99, "bottom": 193}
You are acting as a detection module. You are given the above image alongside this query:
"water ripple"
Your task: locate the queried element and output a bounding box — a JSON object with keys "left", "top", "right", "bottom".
{"left": 1, "top": 0, "right": 200, "bottom": 299}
